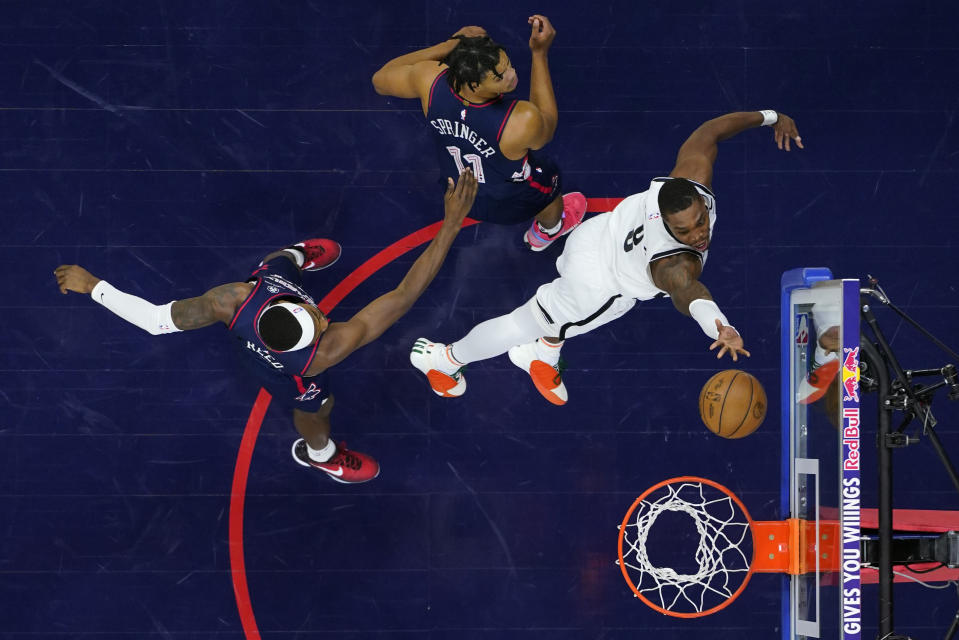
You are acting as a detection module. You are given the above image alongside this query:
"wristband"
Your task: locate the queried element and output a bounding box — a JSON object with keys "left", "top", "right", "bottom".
{"left": 91, "top": 280, "right": 181, "bottom": 335}
{"left": 688, "top": 298, "right": 736, "bottom": 340}
{"left": 760, "top": 110, "right": 778, "bottom": 126}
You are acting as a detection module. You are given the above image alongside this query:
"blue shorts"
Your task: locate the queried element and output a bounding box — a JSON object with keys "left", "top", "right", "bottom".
{"left": 448, "top": 151, "right": 563, "bottom": 225}
{"left": 247, "top": 254, "right": 303, "bottom": 284}
{"left": 238, "top": 350, "right": 332, "bottom": 412}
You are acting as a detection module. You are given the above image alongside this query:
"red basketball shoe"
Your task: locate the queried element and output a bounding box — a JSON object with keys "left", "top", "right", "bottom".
{"left": 292, "top": 238, "right": 341, "bottom": 271}
{"left": 291, "top": 439, "right": 380, "bottom": 484}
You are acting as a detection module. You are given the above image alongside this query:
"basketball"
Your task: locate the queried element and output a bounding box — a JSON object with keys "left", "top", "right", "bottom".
{"left": 699, "top": 370, "right": 767, "bottom": 439}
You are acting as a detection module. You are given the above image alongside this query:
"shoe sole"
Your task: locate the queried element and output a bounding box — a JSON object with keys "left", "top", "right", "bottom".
{"left": 508, "top": 346, "right": 567, "bottom": 405}
{"left": 797, "top": 360, "right": 840, "bottom": 405}
{"left": 426, "top": 369, "right": 466, "bottom": 397}
{"left": 529, "top": 360, "right": 568, "bottom": 405}
{"left": 410, "top": 339, "right": 466, "bottom": 397}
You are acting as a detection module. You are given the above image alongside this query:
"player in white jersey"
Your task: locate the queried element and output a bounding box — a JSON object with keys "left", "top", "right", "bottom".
{"left": 409, "top": 110, "right": 803, "bottom": 404}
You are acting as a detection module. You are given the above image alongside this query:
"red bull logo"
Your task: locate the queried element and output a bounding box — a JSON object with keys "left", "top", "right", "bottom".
{"left": 842, "top": 347, "right": 860, "bottom": 402}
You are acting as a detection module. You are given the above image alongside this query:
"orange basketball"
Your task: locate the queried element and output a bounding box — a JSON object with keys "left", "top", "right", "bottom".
{"left": 699, "top": 370, "right": 767, "bottom": 439}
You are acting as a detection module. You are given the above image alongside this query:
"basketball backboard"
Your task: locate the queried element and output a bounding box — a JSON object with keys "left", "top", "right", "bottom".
{"left": 781, "top": 269, "right": 862, "bottom": 640}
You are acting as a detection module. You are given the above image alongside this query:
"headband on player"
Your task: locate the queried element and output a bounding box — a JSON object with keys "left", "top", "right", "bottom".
{"left": 258, "top": 301, "right": 317, "bottom": 352}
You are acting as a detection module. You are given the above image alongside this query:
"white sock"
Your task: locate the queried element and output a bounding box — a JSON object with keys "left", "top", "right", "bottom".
{"left": 450, "top": 302, "right": 545, "bottom": 364}
{"left": 283, "top": 247, "right": 306, "bottom": 267}
{"left": 307, "top": 439, "right": 336, "bottom": 463}
{"left": 533, "top": 337, "right": 563, "bottom": 366}
{"left": 432, "top": 344, "right": 465, "bottom": 376}
{"left": 538, "top": 217, "right": 562, "bottom": 235}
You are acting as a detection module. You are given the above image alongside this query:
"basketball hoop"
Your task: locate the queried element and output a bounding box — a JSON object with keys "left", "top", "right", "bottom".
{"left": 617, "top": 476, "right": 836, "bottom": 618}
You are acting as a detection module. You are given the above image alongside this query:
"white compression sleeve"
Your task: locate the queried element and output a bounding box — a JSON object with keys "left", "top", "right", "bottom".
{"left": 687, "top": 298, "right": 735, "bottom": 340}
{"left": 90, "top": 281, "right": 182, "bottom": 335}
{"left": 450, "top": 303, "right": 545, "bottom": 364}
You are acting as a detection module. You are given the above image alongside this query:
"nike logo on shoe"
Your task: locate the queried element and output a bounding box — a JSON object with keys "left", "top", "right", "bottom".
{"left": 322, "top": 465, "right": 344, "bottom": 476}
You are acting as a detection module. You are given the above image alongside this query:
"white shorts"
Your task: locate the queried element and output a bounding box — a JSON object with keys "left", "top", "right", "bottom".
{"left": 528, "top": 215, "right": 637, "bottom": 340}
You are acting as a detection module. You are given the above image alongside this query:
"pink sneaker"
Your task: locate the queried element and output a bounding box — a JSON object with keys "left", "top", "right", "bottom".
{"left": 292, "top": 239, "right": 341, "bottom": 271}
{"left": 524, "top": 192, "right": 587, "bottom": 252}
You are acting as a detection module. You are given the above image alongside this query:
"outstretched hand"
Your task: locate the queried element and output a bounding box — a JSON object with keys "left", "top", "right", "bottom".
{"left": 443, "top": 168, "right": 478, "bottom": 224}
{"left": 772, "top": 113, "right": 803, "bottom": 151}
{"left": 54, "top": 264, "right": 101, "bottom": 295}
{"left": 709, "top": 319, "right": 751, "bottom": 361}
{"left": 528, "top": 14, "right": 556, "bottom": 52}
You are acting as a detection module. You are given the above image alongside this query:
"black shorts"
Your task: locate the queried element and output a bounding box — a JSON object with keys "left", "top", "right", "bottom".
{"left": 449, "top": 151, "right": 562, "bottom": 225}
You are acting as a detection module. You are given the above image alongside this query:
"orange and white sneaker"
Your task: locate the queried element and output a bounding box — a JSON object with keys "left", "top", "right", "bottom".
{"left": 524, "top": 192, "right": 587, "bottom": 252}
{"left": 291, "top": 439, "right": 380, "bottom": 484}
{"left": 508, "top": 341, "right": 568, "bottom": 405}
{"left": 410, "top": 338, "right": 467, "bottom": 398}
{"left": 797, "top": 353, "right": 840, "bottom": 405}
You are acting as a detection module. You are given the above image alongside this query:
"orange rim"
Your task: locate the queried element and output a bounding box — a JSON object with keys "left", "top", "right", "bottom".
{"left": 617, "top": 475, "right": 756, "bottom": 618}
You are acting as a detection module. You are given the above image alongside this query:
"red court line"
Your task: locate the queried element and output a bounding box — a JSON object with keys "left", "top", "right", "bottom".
{"left": 229, "top": 198, "right": 618, "bottom": 638}
{"left": 586, "top": 197, "right": 623, "bottom": 213}
{"left": 229, "top": 387, "right": 272, "bottom": 640}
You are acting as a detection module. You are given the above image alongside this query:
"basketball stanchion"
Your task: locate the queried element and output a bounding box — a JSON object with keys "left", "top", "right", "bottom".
{"left": 616, "top": 476, "right": 839, "bottom": 618}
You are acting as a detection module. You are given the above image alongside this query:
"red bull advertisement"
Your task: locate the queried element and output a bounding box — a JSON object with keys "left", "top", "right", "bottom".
{"left": 840, "top": 280, "right": 862, "bottom": 640}
{"left": 842, "top": 346, "right": 860, "bottom": 402}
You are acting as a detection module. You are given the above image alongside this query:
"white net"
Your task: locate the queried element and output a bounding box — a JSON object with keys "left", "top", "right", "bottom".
{"left": 619, "top": 479, "right": 753, "bottom": 616}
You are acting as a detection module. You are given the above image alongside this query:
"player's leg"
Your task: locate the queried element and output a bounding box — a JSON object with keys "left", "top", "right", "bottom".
{"left": 290, "top": 396, "right": 380, "bottom": 484}
{"left": 253, "top": 369, "right": 378, "bottom": 484}
{"left": 410, "top": 301, "right": 547, "bottom": 398}
{"left": 509, "top": 217, "right": 635, "bottom": 403}
{"left": 797, "top": 302, "right": 842, "bottom": 405}
{"left": 261, "top": 238, "right": 342, "bottom": 272}
{"left": 523, "top": 153, "right": 586, "bottom": 251}
{"left": 506, "top": 276, "right": 635, "bottom": 405}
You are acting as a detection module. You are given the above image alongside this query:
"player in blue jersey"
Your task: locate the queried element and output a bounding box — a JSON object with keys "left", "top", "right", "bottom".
{"left": 373, "top": 14, "right": 586, "bottom": 251}
{"left": 54, "top": 170, "right": 478, "bottom": 484}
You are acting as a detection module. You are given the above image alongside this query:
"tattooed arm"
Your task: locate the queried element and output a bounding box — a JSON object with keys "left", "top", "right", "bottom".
{"left": 649, "top": 253, "right": 710, "bottom": 316}
{"left": 649, "top": 253, "right": 750, "bottom": 361}
{"left": 170, "top": 282, "right": 253, "bottom": 329}
{"left": 55, "top": 264, "right": 251, "bottom": 333}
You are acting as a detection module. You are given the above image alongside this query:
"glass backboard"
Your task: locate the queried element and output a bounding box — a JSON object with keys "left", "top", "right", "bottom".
{"left": 781, "top": 269, "right": 862, "bottom": 640}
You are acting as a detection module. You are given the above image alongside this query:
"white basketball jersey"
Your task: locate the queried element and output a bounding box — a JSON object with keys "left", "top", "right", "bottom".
{"left": 602, "top": 177, "right": 717, "bottom": 301}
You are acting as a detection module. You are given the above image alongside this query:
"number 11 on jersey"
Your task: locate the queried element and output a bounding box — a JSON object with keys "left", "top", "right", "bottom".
{"left": 446, "top": 146, "right": 486, "bottom": 183}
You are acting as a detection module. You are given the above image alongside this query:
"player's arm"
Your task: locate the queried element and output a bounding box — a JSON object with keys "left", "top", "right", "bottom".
{"left": 371, "top": 26, "right": 486, "bottom": 102}
{"left": 313, "top": 170, "right": 479, "bottom": 369}
{"left": 54, "top": 264, "right": 249, "bottom": 334}
{"left": 649, "top": 253, "right": 750, "bottom": 361}
{"left": 501, "top": 15, "right": 558, "bottom": 156}
{"left": 670, "top": 111, "right": 803, "bottom": 189}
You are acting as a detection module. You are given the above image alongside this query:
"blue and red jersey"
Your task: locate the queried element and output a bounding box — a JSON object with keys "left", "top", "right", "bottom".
{"left": 426, "top": 69, "right": 561, "bottom": 223}
{"left": 228, "top": 257, "right": 329, "bottom": 407}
